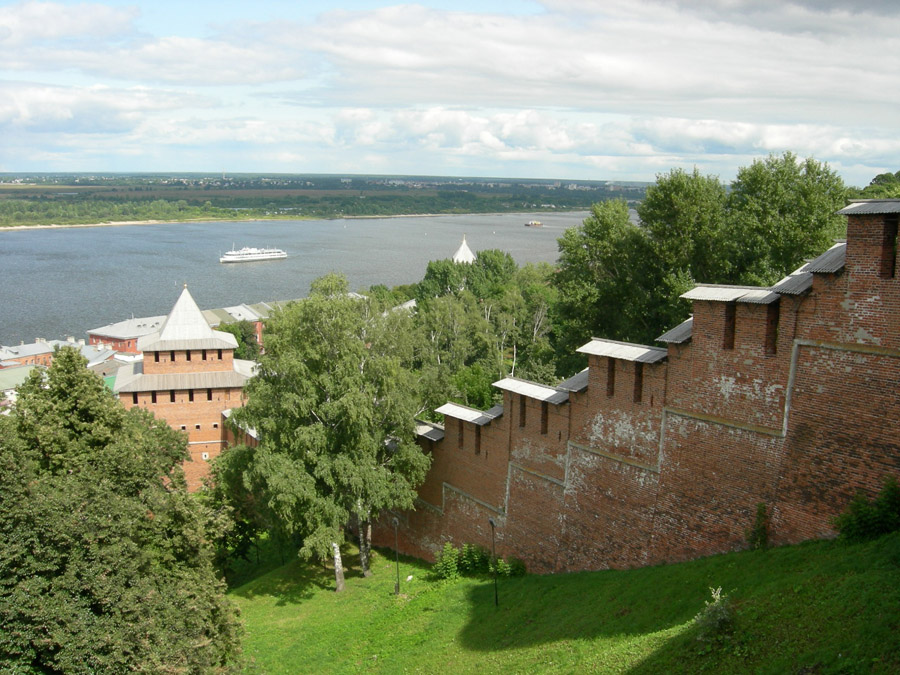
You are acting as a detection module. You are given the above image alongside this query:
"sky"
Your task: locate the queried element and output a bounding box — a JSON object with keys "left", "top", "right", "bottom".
{"left": 1, "top": 0, "right": 899, "bottom": 185}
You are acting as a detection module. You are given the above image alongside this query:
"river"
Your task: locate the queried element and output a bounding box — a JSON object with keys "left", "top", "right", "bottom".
{"left": 0, "top": 211, "right": 586, "bottom": 346}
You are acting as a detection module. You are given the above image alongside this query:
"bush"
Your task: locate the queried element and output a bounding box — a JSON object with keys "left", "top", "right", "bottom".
{"left": 431, "top": 542, "right": 527, "bottom": 579}
{"left": 694, "top": 587, "right": 734, "bottom": 642}
{"left": 433, "top": 541, "right": 460, "bottom": 580}
{"left": 458, "top": 543, "right": 491, "bottom": 575}
{"left": 834, "top": 476, "right": 900, "bottom": 542}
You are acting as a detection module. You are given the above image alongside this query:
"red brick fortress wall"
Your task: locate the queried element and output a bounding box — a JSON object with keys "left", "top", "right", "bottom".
{"left": 373, "top": 204, "right": 900, "bottom": 573}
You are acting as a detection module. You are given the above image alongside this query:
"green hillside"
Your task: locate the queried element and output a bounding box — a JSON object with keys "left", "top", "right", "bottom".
{"left": 229, "top": 532, "right": 900, "bottom": 673}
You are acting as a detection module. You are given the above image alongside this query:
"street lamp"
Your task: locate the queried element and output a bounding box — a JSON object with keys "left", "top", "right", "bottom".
{"left": 488, "top": 517, "right": 498, "bottom": 607}
{"left": 392, "top": 517, "right": 400, "bottom": 595}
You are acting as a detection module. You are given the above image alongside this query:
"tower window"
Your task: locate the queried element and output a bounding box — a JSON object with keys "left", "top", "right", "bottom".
{"left": 880, "top": 215, "right": 898, "bottom": 279}
{"left": 723, "top": 302, "right": 736, "bottom": 350}
{"left": 540, "top": 401, "right": 548, "bottom": 434}
{"left": 606, "top": 359, "right": 616, "bottom": 397}
{"left": 633, "top": 362, "right": 643, "bottom": 403}
{"left": 519, "top": 395, "right": 526, "bottom": 427}
{"left": 765, "top": 301, "right": 780, "bottom": 355}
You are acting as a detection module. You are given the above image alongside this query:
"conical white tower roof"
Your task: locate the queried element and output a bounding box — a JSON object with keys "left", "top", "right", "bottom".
{"left": 137, "top": 286, "right": 237, "bottom": 351}
{"left": 452, "top": 235, "right": 476, "bottom": 264}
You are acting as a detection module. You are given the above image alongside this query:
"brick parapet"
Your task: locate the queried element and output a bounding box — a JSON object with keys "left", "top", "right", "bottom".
{"left": 386, "top": 205, "right": 900, "bottom": 575}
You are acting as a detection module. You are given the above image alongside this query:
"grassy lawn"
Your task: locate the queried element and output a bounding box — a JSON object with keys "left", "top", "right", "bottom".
{"left": 229, "top": 532, "right": 900, "bottom": 673}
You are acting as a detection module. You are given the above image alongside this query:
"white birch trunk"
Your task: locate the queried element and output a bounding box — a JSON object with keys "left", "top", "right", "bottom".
{"left": 331, "top": 542, "right": 345, "bottom": 592}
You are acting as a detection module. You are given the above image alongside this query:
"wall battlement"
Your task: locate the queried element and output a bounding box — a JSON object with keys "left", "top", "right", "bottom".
{"left": 380, "top": 200, "right": 900, "bottom": 573}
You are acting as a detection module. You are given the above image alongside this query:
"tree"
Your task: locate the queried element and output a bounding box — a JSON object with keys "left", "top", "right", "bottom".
{"left": 638, "top": 167, "right": 729, "bottom": 283}
{"left": 0, "top": 347, "right": 241, "bottom": 672}
{"left": 218, "top": 319, "right": 261, "bottom": 360}
{"left": 552, "top": 153, "right": 848, "bottom": 365}
{"left": 223, "top": 274, "right": 431, "bottom": 589}
{"left": 858, "top": 170, "right": 900, "bottom": 199}
{"left": 552, "top": 199, "right": 691, "bottom": 370}
{"left": 727, "top": 152, "right": 848, "bottom": 285}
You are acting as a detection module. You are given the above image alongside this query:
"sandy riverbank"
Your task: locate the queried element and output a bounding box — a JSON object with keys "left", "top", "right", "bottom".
{"left": 0, "top": 220, "right": 174, "bottom": 231}
{"left": 0, "top": 213, "right": 468, "bottom": 232}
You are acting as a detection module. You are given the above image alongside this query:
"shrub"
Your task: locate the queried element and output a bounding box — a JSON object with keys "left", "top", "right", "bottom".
{"left": 834, "top": 476, "right": 900, "bottom": 542}
{"left": 459, "top": 543, "right": 491, "bottom": 574}
{"left": 433, "top": 541, "right": 460, "bottom": 580}
{"left": 694, "top": 587, "right": 734, "bottom": 642}
{"left": 431, "top": 542, "right": 527, "bottom": 579}
{"left": 746, "top": 502, "right": 769, "bottom": 550}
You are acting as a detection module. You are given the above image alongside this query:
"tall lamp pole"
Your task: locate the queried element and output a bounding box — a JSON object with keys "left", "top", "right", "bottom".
{"left": 488, "top": 517, "right": 498, "bottom": 607}
{"left": 392, "top": 517, "right": 400, "bottom": 595}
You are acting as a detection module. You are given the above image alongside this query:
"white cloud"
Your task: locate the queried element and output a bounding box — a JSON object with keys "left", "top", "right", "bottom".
{"left": 0, "top": 1, "right": 137, "bottom": 46}
{"left": 0, "top": 81, "right": 210, "bottom": 132}
{"left": 2, "top": 0, "right": 898, "bottom": 185}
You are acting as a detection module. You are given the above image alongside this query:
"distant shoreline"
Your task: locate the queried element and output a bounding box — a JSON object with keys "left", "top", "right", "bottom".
{"left": 0, "top": 212, "right": 504, "bottom": 232}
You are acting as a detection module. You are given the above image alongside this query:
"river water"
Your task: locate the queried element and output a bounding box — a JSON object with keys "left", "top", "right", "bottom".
{"left": 0, "top": 211, "right": 586, "bottom": 346}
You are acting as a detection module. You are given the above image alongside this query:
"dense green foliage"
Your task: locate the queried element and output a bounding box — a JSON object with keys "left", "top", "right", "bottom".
{"left": 857, "top": 170, "right": 900, "bottom": 198}
{"left": 432, "top": 542, "right": 526, "bottom": 580}
{"left": 553, "top": 153, "right": 849, "bottom": 357}
{"left": 230, "top": 533, "right": 900, "bottom": 673}
{"left": 834, "top": 477, "right": 900, "bottom": 542}
{"left": 413, "top": 252, "right": 559, "bottom": 409}
{"left": 217, "top": 319, "right": 261, "bottom": 360}
{"left": 216, "top": 275, "right": 431, "bottom": 590}
{"left": 0, "top": 348, "right": 242, "bottom": 672}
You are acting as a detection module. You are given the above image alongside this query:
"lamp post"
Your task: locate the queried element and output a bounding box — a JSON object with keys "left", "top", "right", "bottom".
{"left": 392, "top": 517, "right": 400, "bottom": 596}
{"left": 488, "top": 517, "right": 498, "bottom": 607}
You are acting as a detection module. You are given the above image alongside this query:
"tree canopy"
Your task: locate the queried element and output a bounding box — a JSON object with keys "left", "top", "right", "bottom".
{"left": 220, "top": 274, "right": 431, "bottom": 590}
{"left": 0, "top": 347, "right": 242, "bottom": 672}
{"left": 552, "top": 152, "right": 849, "bottom": 358}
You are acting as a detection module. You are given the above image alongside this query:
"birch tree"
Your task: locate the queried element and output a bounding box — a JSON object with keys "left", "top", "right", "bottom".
{"left": 226, "top": 274, "right": 430, "bottom": 589}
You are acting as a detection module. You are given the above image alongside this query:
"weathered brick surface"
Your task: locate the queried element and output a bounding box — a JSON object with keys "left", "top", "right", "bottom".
{"left": 122, "top": 387, "right": 245, "bottom": 490}
{"left": 387, "top": 207, "right": 900, "bottom": 574}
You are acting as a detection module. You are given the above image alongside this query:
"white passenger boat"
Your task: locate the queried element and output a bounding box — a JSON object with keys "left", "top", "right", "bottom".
{"left": 219, "top": 246, "right": 287, "bottom": 263}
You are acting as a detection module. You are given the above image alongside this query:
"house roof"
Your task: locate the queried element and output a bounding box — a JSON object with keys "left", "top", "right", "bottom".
{"left": 0, "top": 365, "right": 37, "bottom": 392}
{"left": 806, "top": 241, "right": 847, "bottom": 274}
{"left": 493, "top": 377, "right": 570, "bottom": 405}
{"left": 771, "top": 242, "right": 847, "bottom": 295}
{"left": 657, "top": 317, "right": 693, "bottom": 344}
{"left": 113, "top": 358, "right": 255, "bottom": 393}
{"left": 138, "top": 286, "right": 238, "bottom": 352}
{"left": 556, "top": 368, "right": 589, "bottom": 393}
{"left": 87, "top": 315, "right": 166, "bottom": 340}
{"left": 838, "top": 199, "right": 900, "bottom": 216}
{"left": 416, "top": 420, "right": 445, "bottom": 442}
{"left": 577, "top": 338, "right": 668, "bottom": 363}
{"left": 681, "top": 285, "right": 780, "bottom": 304}
{"left": 435, "top": 401, "right": 502, "bottom": 425}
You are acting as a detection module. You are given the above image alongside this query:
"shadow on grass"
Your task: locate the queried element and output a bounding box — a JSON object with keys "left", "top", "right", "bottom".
{"left": 230, "top": 543, "right": 433, "bottom": 606}
{"left": 452, "top": 535, "right": 900, "bottom": 673}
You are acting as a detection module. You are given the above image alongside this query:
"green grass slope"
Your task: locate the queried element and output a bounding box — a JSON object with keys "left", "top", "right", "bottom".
{"left": 230, "top": 533, "right": 900, "bottom": 674}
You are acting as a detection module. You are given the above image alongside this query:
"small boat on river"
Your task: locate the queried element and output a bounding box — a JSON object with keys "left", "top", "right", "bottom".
{"left": 525, "top": 220, "right": 543, "bottom": 227}
{"left": 219, "top": 246, "right": 287, "bottom": 263}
